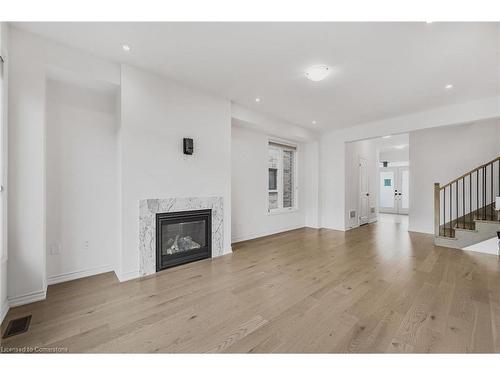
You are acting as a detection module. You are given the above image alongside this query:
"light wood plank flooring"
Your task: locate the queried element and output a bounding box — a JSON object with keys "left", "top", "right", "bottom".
{"left": 2, "top": 219, "right": 500, "bottom": 353}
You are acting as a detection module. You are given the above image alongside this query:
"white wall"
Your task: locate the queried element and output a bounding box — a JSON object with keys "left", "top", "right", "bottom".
{"left": 379, "top": 148, "right": 409, "bottom": 163}
{"left": 119, "top": 65, "right": 232, "bottom": 280}
{"left": 231, "top": 103, "right": 317, "bottom": 143}
{"left": 344, "top": 139, "right": 378, "bottom": 229}
{"left": 7, "top": 28, "right": 47, "bottom": 304}
{"left": 8, "top": 27, "right": 233, "bottom": 292}
{"left": 409, "top": 119, "right": 500, "bottom": 234}
{"left": 45, "top": 80, "right": 118, "bottom": 283}
{"left": 0, "top": 22, "right": 9, "bottom": 323}
{"left": 319, "top": 132, "right": 346, "bottom": 230}
{"left": 7, "top": 27, "right": 120, "bottom": 304}
{"left": 319, "top": 96, "right": 500, "bottom": 231}
{"left": 230, "top": 105, "right": 319, "bottom": 241}
{"left": 231, "top": 125, "right": 315, "bottom": 242}
{"left": 304, "top": 141, "right": 320, "bottom": 228}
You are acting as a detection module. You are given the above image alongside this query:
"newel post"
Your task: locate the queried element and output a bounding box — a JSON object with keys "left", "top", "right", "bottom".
{"left": 434, "top": 183, "right": 440, "bottom": 237}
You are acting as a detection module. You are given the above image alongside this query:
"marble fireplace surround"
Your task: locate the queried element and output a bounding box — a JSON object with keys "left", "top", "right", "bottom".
{"left": 139, "top": 197, "right": 223, "bottom": 276}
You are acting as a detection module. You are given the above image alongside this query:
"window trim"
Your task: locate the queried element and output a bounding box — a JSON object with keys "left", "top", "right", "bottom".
{"left": 267, "top": 137, "right": 299, "bottom": 215}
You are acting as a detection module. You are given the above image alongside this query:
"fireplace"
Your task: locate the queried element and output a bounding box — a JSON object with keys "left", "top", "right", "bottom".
{"left": 156, "top": 209, "right": 212, "bottom": 271}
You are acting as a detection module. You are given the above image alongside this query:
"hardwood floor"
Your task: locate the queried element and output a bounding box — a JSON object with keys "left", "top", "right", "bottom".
{"left": 2, "top": 218, "right": 500, "bottom": 353}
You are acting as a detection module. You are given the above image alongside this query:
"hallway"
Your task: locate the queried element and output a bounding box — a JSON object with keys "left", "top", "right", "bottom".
{"left": 378, "top": 213, "right": 409, "bottom": 228}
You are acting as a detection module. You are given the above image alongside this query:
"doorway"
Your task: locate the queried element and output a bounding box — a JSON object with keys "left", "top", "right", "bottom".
{"left": 377, "top": 133, "right": 410, "bottom": 217}
{"left": 345, "top": 133, "right": 409, "bottom": 230}
{"left": 379, "top": 166, "right": 409, "bottom": 214}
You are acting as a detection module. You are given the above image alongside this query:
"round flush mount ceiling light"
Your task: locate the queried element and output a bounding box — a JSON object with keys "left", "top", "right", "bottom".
{"left": 122, "top": 44, "right": 131, "bottom": 52}
{"left": 255, "top": 97, "right": 261, "bottom": 102}
{"left": 445, "top": 84, "right": 453, "bottom": 89}
{"left": 305, "top": 65, "right": 331, "bottom": 82}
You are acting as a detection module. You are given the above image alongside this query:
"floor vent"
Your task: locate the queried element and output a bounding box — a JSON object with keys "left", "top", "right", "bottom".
{"left": 2, "top": 315, "right": 32, "bottom": 339}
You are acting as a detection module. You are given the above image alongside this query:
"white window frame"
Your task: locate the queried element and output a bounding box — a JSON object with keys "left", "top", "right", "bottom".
{"left": 267, "top": 138, "right": 299, "bottom": 215}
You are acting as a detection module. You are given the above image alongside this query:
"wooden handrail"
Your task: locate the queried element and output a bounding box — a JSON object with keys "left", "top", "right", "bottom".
{"left": 434, "top": 154, "right": 500, "bottom": 238}
{"left": 440, "top": 156, "right": 500, "bottom": 190}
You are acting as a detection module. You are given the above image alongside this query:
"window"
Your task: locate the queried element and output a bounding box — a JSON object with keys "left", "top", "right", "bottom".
{"left": 268, "top": 141, "right": 297, "bottom": 212}
{"left": 268, "top": 168, "right": 277, "bottom": 190}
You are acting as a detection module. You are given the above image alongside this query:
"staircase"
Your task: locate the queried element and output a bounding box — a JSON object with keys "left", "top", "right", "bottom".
{"left": 434, "top": 156, "right": 500, "bottom": 249}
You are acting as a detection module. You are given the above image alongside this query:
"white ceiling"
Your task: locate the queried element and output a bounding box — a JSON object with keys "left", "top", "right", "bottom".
{"left": 14, "top": 22, "right": 500, "bottom": 132}
{"left": 374, "top": 133, "right": 409, "bottom": 152}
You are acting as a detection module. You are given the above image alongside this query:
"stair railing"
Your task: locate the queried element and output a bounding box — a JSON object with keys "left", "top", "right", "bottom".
{"left": 434, "top": 156, "right": 500, "bottom": 237}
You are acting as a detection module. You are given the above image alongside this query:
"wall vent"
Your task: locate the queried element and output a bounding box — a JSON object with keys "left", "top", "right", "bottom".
{"left": 370, "top": 207, "right": 376, "bottom": 214}
{"left": 349, "top": 210, "right": 356, "bottom": 218}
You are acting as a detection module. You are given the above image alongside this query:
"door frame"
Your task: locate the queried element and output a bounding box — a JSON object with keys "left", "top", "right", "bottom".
{"left": 358, "top": 157, "right": 370, "bottom": 225}
{"left": 397, "top": 166, "right": 409, "bottom": 215}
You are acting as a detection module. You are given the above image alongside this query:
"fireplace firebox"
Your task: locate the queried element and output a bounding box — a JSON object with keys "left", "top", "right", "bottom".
{"left": 156, "top": 209, "right": 212, "bottom": 271}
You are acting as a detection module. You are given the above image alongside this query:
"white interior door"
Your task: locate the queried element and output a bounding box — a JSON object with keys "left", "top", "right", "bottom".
{"left": 359, "top": 157, "right": 370, "bottom": 225}
{"left": 398, "top": 167, "right": 409, "bottom": 214}
{"left": 379, "top": 166, "right": 409, "bottom": 214}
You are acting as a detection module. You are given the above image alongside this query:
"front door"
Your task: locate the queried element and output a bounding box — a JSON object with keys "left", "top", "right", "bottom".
{"left": 379, "top": 166, "right": 409, "bottom": 214}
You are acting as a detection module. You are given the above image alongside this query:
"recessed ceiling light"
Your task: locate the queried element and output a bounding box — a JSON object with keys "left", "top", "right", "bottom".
{"left": 122, "top": 44, "right": 131, "bottom": 52}
{"left": 445, "top": 84, "right": 453, "bottom": 89}
{"left": 426, "top": 21, "right": 433, "bottom": 24}
{"left": 394, "top": 144, "right": 407, "bottom": 149}
{"left": 255, "top": 97, "right": 261, "bottom": 103}
{"left": 305, "top": 65, "right": 331, "bottom": 82}
{"left": 312, "top": 120, "right": 317, "bottom": 125}
{"left": 382, "top": 135, "right": 391, "bottom": 139}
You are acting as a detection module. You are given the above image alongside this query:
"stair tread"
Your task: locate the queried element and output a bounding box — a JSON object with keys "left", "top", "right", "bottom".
{"left": 438, "top": 202, "right": 500, "bottom": 238}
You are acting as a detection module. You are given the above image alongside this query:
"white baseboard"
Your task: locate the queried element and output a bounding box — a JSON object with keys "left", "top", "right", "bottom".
{"left": 115, "top": 269, "right": 140, "bottom": 282}
{"left": 321, "top": 225, "right": 346, "bottom": 231}
{"left": 8, "top": 289, "right": 47, "bottom": 307}
{"left": 1, "top": 298, "right": 9, "bottom": 324}
{"left": 47, "top": 265, "right": 114, "bottom": 285}
{"left": 345, "top": 217, "right": 377, "bottom": 231}
{"left": 232, "top": 225, "right": 305, "bottom": 244}
{"left": 407, "top": 226, "right": 433, "bottom": 235}
{"left": 305, "top": 225, "right": 321, "bottom": 229}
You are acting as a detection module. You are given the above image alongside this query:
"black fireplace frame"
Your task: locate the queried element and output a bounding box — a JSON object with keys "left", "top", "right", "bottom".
{"left": 155, "top": 209, "right": 212, "bottom": 272}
